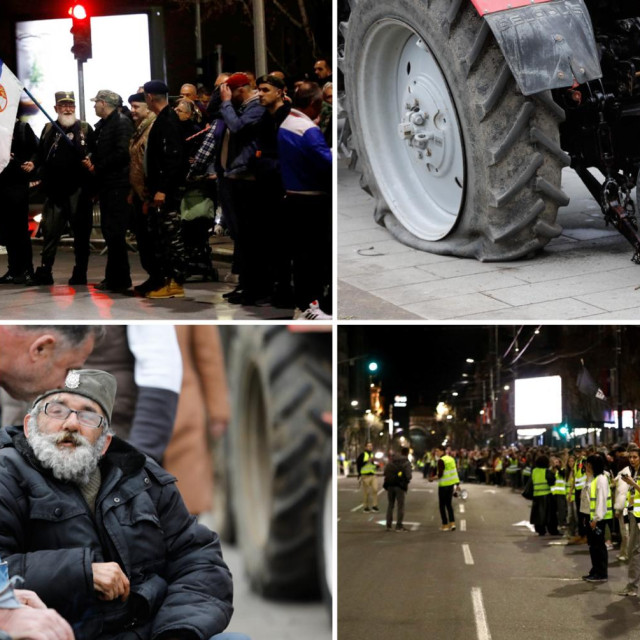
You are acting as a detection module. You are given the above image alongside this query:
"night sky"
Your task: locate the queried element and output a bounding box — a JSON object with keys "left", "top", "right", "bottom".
{"left": 342, "top": 325, "right": 494, "bottom": 408}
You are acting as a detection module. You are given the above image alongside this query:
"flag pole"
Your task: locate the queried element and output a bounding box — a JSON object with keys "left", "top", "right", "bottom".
{"left": 22, "top": 86, "right": 75, "bottom": 148}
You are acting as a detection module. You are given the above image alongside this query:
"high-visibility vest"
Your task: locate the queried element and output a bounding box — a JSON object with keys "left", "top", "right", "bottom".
{"left": 494, "top": 458, "right": 503, "bottom": 472}
{"left": 623, "top": 471, "right": 640, "bottom": 518}
{"left": 574, "top": 459, "right": 587, "bottom": 491}
{"left": 506, "top": 457, "right": 519, "bottom": 474}
{"left": 532, "top": 467, "right": 551, "bottom": 497}
{"left": 550, "top": 471, "right": 566, "bottom": 496}
{"left": 361, "top": 451, "right": 377, "bottom": 475}
{"left": 439, "top": 455, "right": 460, "bottom": 487}
{"left": 522, "top": 466, "right": 532, "bottom": 478}
{"left": 589, "top": 477, "right": 613, "bottom": 520}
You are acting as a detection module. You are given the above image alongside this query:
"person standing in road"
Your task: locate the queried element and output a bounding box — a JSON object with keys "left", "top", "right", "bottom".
{"left": 582, "top": 453, "right": 612, "bottom": 583}
{"left": 142, "top": 80, "right": 188, "bottom": 299}
{"left": 83, "top": 89, "right": 134, "bottom": 292}
{"left": 32, "top": 91, "right": 95, "bottom": 286}
{"left": 127, "top": 92, "right": 159, "bottom": 295}
{"left": 384, "top": 446, "right": 412, "bottom": 532}
{"left": 431, "top": 445, "right": 460, "bottom": 531}
{"left": 529, "top": 454, "right": 559, "bottom": 536}
{"left": 618, "top": 444, "right": 640, "bottom": 595}
{"left": 356, "top": 442, "right": 380, "bottom": 512}
{"left": 568, "top": 446, "right": 589, "bottom": 545}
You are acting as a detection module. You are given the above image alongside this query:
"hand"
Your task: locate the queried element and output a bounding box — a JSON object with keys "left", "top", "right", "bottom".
{"left": 220, "top": 83, "right": 232, "bottom": 102}
{"left": 20, "top": 161, "right": 34, "bottom": 173}
{"left": 0, "top": 606, "right": 75, "bottom": 640}
{"left": 126, "top": 192, "right": 133, "bottom": 205}
{"left": 92, "top": 562, "right": 130, "bottom": 602}
{"left": 590, "top": 519, "right": 597, "bottom": 530}
{"left": 14, "top": 589, "right": 47, "bottom": 609}
{"left": 81, "top": 157, "right": 94, "bottom": 173}
{"left": 153, "top": 192, "right": 166, "bottom": 208}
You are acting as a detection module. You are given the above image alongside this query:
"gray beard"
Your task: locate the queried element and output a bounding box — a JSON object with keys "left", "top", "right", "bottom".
{"left": 27, "top": 416, "right": 107, "bottom": 485}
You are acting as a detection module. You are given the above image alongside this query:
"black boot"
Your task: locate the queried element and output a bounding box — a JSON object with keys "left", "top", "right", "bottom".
{"left": 32, "top": 266, "right": 54, "bottom": 285}
{"left": 0, "top": 271, "right": 17, "bottom": 284}
{"left": 68, "top": 266, "right": 87, "bottom": 285}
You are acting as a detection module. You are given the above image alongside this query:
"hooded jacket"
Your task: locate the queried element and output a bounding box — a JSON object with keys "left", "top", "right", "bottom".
{"left": 0, "top": 426, "right": 233, "bottom": 640}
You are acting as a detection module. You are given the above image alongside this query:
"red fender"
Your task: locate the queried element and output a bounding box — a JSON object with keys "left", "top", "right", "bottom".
{"left": 470, "top": 0, "right": 555, "bottom": 15}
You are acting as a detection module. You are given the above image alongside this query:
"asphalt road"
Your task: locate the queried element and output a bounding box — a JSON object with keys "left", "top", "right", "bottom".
{"left": 338, "top": 476, "right": 640, "bottom": 640}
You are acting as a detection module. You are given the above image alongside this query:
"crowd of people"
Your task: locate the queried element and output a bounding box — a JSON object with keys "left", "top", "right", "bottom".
{"left": 0, "top": 60, "right": 333, "bottom": 318}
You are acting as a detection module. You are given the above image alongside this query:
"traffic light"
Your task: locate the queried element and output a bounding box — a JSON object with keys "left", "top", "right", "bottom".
{"left": 69, "top": 3, "right": 92, "bottom": 63}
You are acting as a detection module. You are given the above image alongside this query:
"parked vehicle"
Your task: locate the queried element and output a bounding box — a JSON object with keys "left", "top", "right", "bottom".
{"left": 340, "top": 0, "right": 640, "bottom": 263}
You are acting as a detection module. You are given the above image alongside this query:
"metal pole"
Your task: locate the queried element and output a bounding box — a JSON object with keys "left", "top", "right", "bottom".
{"left": 616, "top": 327, "right": 623, "bottom": 438}
{"left": 77, "top": 59, "right": 86, "bottom": 122}
{"left": 195, "top": 0, "right": 203, "bottom": 84}
{"left": 21, "top": 87, "right": 75, "bottom": 148}
{"left": 215, "top": 44, "right": 223, "bottom": 77}
{"left": 252, "top": 0, "right": 267, "bottom": 76}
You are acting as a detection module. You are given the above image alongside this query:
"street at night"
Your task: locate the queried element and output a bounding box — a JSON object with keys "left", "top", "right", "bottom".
{"left": 339, "top": 475, "right": 640, "bottom": 640}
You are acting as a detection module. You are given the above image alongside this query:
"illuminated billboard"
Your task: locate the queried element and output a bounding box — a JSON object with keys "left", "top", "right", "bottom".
{"left": 514, "top": 375, "right": 562, "bottom": 426}
{"left": 16, "top": 15, "right": 151, "bottom": 135}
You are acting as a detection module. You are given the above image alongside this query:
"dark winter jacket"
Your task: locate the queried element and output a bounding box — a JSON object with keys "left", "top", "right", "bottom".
{"left": 0, "top": 427, "right": 233, "bottom": 640}
{"left": 145, "top": 105, "right": 186, "bottom": 199}
{"left": 92, "top": 109, "right": 134, "bottom": 189}
{"left": 383, "top": 455, "right": 412, "bottom": 491}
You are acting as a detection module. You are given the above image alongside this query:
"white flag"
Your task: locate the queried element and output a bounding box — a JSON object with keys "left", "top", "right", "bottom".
{"left": 0, "top": 60, "right": 23, "bottom": 175}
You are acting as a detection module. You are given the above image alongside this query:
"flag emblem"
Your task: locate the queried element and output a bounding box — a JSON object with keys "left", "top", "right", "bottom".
{"left": 0, "top": 86, "right": 7, "bottom": 112}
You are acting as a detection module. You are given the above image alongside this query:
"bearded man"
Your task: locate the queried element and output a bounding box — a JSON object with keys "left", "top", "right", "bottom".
{"left": 0, "top": 369, "right": 246, "bottom": 640}
{"left": 32, "top": 91, "right": 96, "bottom": 286}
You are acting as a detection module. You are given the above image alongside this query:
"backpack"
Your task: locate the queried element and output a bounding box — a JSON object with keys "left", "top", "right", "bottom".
{"left": 384, "top": 458, "right": 409, "bottom": 491}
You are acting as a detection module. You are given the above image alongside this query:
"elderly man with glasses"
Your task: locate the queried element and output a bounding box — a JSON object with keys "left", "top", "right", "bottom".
{"left": 0, "top": 369, "right": 248, "bottom": 640}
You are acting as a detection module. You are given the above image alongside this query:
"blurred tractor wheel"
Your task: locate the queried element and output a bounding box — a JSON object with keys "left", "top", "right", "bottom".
{"left": 227, "top": 326, "right": 331, "bottom": 599}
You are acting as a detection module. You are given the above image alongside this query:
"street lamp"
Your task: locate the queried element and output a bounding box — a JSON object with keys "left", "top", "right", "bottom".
{"left": 350, "top": 400, "right": 359, "bottom": 407}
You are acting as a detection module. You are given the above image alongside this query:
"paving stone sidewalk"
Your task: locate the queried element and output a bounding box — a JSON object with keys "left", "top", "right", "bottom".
{"left": 339, "top": 162, "right": 640, "bottom": 320}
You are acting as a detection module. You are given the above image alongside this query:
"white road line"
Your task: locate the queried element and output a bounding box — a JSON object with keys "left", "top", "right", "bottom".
{"left": 459, "top": 504, "right": 465, "bottom": 514}
{"left": 460, "top": 519, "right": 467, "bottom": 532}
{"left": 462, "top": 544, "right": 474, "bottom": 565}
{"left": 350, "top": 504, "right": 363, "bottom": 512}
{"left": 471, "top": 587, "right": 492, "bottom": 640}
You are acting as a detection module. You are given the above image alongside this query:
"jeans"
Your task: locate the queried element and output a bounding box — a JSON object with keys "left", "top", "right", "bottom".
{"left": 439, "top": 485, "right": 455, "bottom": 525}
{"left": 386, "top": 486, "right": 406, "bottom": 529}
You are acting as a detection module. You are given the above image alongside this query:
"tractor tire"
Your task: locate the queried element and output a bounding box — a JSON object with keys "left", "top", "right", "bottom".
{"left": 341, "top": 0, "right": 570, "bottom": 261}
{"left": 227, "top": 327, "right": 331, "bottom": 599}
{"left": 317, "top": 437, "right": 333, "bottom": 616}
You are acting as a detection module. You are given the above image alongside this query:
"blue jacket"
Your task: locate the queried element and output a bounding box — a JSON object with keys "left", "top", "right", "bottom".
{"left": 0, "top": 427, "right": 233, "bottom": 640}
{"left": 219, "top": 95, "right": 265, "bottom": 178}
{"left": 277, "top": 109, "right": 331, "bottom": 193}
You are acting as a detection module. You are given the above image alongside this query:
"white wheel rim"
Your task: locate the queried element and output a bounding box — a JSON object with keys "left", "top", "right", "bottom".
{"left": 355, "top": 19, "right": 465, "bottom": 240}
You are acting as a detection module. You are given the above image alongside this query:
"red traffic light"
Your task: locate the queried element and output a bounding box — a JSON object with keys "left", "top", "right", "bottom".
{"left": 69, "top": 3, "right": 92, "bottom": 62}
{"left": 68, "top": 3, "right": 88, "bottom": 20}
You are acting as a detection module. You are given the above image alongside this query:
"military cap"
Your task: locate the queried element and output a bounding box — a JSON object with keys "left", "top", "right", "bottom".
{"left": 128, "top": 92, "right": 146, "bottom": 104}
{"left": 143, "top": 80, "right": 169, "bottom": 95}
{"left": 31, "top": 369, "right": 117, "bottom": 424}
{"left": 90, "top": 90, "right": 121, "bottom": 107}
{"left": 55, "top": 91, "right": 75, "bottom": 104}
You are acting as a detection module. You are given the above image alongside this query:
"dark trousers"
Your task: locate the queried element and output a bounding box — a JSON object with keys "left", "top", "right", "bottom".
{"left": 131, "top": 194, "right": 161, "bottom": 284}
{"left": 226, "top": 177, "right": 271, "bottom": 297}
{"left": 182, "top": 217, "right": 213, "bottom": 267}
{"left": 99, "top": 187, "right": 131, "bottom": 286}
{"left": 218, "top": 177, "right": 240, "bottom": 274}
{"left": 284, "top": 192, "right": 331, "bottom": 311}
{"left": 40, "top": 188, "right": 92, "bottom": 272}
{"left": 587, "top": 520, "right": 609, "bottom": 578}
{"left": 386, "top": 486, "right": 406, "bottom": 529}
{"left": 0, "top": 183, "right": 32, "bottom": 275}
{"left": 576, "top": 489, "right": 589, "bottom": 537}
{"left": 439, "top": 485, "right": 455, "bottom": 525}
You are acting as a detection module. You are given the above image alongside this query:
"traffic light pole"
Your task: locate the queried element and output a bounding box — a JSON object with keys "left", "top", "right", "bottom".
{"left": 77, "top": 59, "right": 86, "bottom": 122}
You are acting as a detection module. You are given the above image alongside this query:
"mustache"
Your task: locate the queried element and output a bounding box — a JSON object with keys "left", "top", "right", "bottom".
{"left": 51, "top": 431, "right": 90, "bottom": 447}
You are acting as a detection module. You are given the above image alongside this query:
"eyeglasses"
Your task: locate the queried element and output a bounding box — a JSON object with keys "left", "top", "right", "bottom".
{"left": 43, "top": 401, "right": 104, "bottom": 429}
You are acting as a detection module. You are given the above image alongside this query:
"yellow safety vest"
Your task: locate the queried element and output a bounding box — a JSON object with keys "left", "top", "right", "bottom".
{"left": 574, "top": 459, "right": 586, "bottom": 491}
{"left": 532, "top": 467, "right": 550, "bottom": 497}
{"left": 361, "top": 451, "right": 377, "bottom": 475}
{"left": 439, "top": 455, "right": 460, "bottom": 487}
{"left": 550, "top": 470, "right": 566, "bottom": 496}
{"left": 589, "top": 477, "right": 613, "bottom": 520}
